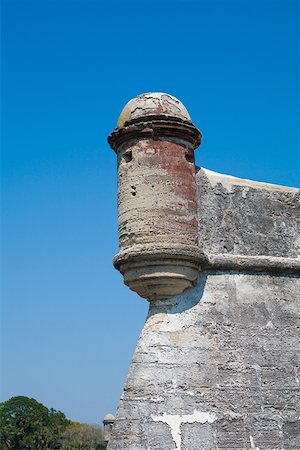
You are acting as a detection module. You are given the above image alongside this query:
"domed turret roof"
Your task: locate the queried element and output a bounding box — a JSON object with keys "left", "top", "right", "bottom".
{"left": 103, "top": 413, "right": 115, "bottom": 421}
{"left": 117, "top": 92, "right": 191, "bottom": 128}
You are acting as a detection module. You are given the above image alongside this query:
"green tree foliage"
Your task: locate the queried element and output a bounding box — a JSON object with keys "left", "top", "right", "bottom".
{"left": 61, "top": 423, "right": 105, "bottom": 450}
{"left": 0, "top": 396, "right": 70, "bottom": 450}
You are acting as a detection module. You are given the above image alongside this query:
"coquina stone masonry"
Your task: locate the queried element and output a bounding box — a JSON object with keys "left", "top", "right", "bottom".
{"left": 107, "top": 93, "right": 300, "bottom": 450}
{"left": 108, "top": 93, "right": 202, "bottom": 300}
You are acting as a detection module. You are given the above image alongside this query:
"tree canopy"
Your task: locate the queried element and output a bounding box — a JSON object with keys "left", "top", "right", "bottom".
{"left": 61, "top": 423, "right": 105, "bottom": 450}
{"left": 0, "top": 396, "right": 105, "bottom": 450}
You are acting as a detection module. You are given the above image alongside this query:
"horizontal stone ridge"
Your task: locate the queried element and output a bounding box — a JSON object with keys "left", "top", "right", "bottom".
{"left": 108, "top": 117, "right": 201, "bottom": 151}
{"left": 114, "top": 243, "right": 300, "bottom": 275}
{"left": 204, "top": 253, "right": 300, "bottom": 275}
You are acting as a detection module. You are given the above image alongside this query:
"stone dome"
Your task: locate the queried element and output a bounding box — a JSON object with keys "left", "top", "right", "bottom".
{"left": 116, "top": 92, "right": 192, "bottom": 128}
{"left": 104, "top": 413, "right": 115, "bottom": 421}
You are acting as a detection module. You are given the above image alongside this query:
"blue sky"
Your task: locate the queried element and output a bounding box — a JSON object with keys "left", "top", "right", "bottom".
{"left": 2, "top": 0, "right": 299, "bottom": 424}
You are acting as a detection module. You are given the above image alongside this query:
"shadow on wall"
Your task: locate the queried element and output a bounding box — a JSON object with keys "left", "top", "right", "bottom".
{"left": 147, "top": 272, "right": 208, "bottom": 318}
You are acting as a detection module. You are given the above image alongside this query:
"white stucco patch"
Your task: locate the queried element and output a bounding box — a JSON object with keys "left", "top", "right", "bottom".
{"left": 249, "top": 434, "right": 260, "bottom": 450}
{"left": 151, "top": 410, "right": 217, "bottom": 450}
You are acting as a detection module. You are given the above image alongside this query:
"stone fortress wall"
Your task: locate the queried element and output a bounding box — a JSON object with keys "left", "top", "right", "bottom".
{"left": 106, "top": 93, "right": 300, "bottom": 450}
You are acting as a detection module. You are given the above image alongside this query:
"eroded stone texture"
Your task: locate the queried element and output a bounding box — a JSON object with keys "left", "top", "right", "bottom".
{"left": 117, "top": 139, "right": 198, "bottom": 249}
{"left": 197, "top": 169, "right": 300, "bottom": 258}
{"left": 108, "top": 93, "right": 202, "bottom": 300}
{"left": 106, "top": 93, "right": 300, "bottom": 449}
{"left": 108, "top": 273, "right": 300, "bottom": 450}
{"left": 116, "top": 93, "right": 192, "bottom": 128}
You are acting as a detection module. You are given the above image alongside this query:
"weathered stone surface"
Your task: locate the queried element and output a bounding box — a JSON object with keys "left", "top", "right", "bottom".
{"left": 103, "top": 414, "right": 115, "bottom": 444}
{"left": 108, "top": 93, "right": 202, "bottom": 300}
{"left": 106, "top": 93, "right": 300, "bottom": 449}
{"left": 197, "top": 168, "right": 299, "bottom": 259}
{"left": 108, "top": 273, "right": 300, "bottom": 449}
{"left": 116, "top": 93, "right": 192, "bottom": 128}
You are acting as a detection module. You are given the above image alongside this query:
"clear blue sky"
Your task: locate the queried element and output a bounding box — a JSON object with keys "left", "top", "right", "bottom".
{"left": 2, "top": 0, "right": 299, "bottom": 424}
